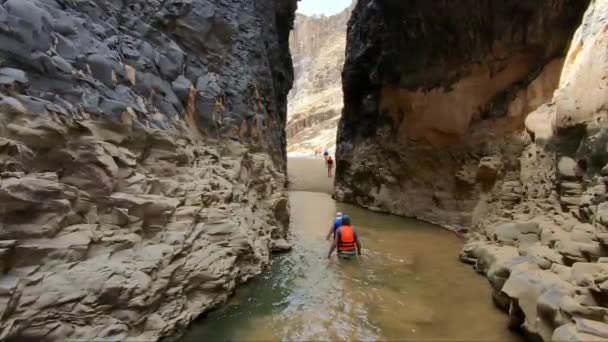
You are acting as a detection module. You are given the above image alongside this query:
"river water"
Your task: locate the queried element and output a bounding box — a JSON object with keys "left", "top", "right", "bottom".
{"left": 181, "top": 158, "right": 519, "bottom": 341}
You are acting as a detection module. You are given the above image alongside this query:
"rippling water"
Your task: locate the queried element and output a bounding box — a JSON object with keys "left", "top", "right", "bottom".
{"left": 181, "top": 159, "right": 519, "bottom": 341}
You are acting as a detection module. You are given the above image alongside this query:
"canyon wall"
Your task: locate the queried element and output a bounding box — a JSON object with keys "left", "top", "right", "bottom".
{"left": 0, "top": 0, "right": 296, "bottom": 340}
{"left": 337, "top": 0, "right": 588, "bottom": 232}
{"left": 286, "top": 5, "right": 352, "bottom": 154}
{"left": 338, "top": 0, "right": 608, "bottom": 340}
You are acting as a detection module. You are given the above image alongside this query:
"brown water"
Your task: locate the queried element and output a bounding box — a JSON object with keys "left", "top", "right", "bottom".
{"left": 181, "top": 158, "right": 519, "bottom": 341}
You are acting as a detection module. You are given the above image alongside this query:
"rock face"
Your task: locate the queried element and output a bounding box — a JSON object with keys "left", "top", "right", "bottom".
{"left": 337, "top": 0, "right": 589, "bottom": 231}
{"left": 338, "top": 0, "right": 608, "bottom": 340}
{"left": 0, "top": 0, "right": 296, "bottom": 340}
{"left": 286, "top": 4, "right": 352, "bottom": 155}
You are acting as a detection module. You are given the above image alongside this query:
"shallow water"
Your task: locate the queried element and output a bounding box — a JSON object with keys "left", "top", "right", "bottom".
{"left": 181, "top": 158, "right": 519, "bottom": 341}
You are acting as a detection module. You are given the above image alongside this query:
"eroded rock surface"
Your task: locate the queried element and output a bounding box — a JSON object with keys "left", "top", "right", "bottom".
{"left": 338, "top": 0, "right": 608, "bottom": 340}
{"left": 336, "top": 0, "right": 588, "bottom": 231}
{"left": 0, "top": 0, "right": 296, "bottom": 340}
{"left": 286, "top": 4, "right": 353, "bottom": 155}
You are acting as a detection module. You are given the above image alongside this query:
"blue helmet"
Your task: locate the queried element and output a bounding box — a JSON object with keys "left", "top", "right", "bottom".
{"left": 341, "top": 215, "right": 351, "bottom": 225}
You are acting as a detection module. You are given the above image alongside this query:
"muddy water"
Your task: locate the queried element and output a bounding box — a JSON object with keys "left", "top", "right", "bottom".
{"left": 181, "top": 158, "right": 519, "bottom": 341}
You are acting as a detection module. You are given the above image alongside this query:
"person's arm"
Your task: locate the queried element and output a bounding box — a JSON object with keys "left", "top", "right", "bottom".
{"left": 355, "top": 232, "right": 362, "bottom": 255}
{"left": 326, "top": 223, "right": 334, "bottom": 240}
{"left": 328, "top": 234, "right": 338, "bottom": 258}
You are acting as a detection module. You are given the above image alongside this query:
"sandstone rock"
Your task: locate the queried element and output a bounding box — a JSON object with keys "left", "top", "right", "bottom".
{"left": 107, "top": 193, "right": 180, "bottom": 218}
{"left": 574, "top": 318, "right": 608, "bottom": 338}
{"left": 98, "top": 208, "right": 130, "bottom": 227}
{"left": 558, "top": 157, "right": 579, "bottom": 180}
{"left": 552, "top": 324, "right": 606, "bottom": 341}
{"left": 521, "top": 244, "right": 564, "bottom": 270}
{"left": 270, "top": 238, "right": 292, "bottom": 253}
{"left": 477, "top": 157, "right": 502, "bottom": 182}
{"left": 501, "top": 265, "right": 570, "bottom": 336}
{"left": 571, "top": 262, "right": 608, "bottom": 286}
{"left": 493, "top": 221, "right": 540, "bottom": 245}
{"left": 596, "top": 202, "right": 608, "bottom": 227}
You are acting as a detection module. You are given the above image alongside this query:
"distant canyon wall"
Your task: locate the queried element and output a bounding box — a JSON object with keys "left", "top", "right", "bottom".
{"left": 286, "top": 4, "right": 352, "bottom": 154}
{"left": 0, "top": 0, "right": 296, "bottom": 340}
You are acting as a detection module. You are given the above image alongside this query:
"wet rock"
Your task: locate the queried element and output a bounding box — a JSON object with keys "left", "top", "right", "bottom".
{"left": 270, "top": 238, "right": 292, "bottom": 253}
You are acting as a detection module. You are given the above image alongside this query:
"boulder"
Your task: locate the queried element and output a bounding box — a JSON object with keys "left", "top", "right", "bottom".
{"left": 552, "top": 324, "right": 606, "bottom": 341}
{"left": 270, "top": 238, "right": 292, "bottom": 253}
{"left": 596, "top": 202, "right": 608, "bottom": 227}
{"left": 574, "top": 318, "right": 608, "bottom": 338}
{"left": 558, "top": 157, "right": 579, "bottom": 180}
{"left": 571, "top": 262, "right": 608, "bottom": 286}
{"left": 493, "top": 221, "right": 540, "bottom": 245}
{"left": 476, "top": 157, "right": 502, "bottom": 182}
{"left": 501, "top": 266, "right": 567, "bottom": 335}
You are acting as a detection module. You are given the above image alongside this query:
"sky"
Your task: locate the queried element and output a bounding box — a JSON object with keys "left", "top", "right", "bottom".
{"left": 297, "top": 0, "right": 352, "bottom": 16}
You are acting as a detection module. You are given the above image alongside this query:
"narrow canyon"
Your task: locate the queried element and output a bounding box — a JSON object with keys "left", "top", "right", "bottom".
{"left": 1, "top": 0, "right": 608, "bottom": 341}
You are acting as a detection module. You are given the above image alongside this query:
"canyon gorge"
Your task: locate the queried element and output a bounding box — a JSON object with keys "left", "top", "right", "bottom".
{"left": 2, "top": 0, "right": 608, "bottom": 341}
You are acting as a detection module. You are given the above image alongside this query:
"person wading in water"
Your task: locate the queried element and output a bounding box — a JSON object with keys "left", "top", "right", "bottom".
{"left": 326, "top": 156, "right": 334, "bottom": 177}
{"left": 327, "top": 215, "right": 362, "bottom": 259}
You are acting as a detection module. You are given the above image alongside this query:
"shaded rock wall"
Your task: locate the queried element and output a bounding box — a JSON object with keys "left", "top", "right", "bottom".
{"left": 0, "top": 0, "right": 296, "bottom": 340}
{"left": 286, "top": 5, "right": 352, "bottom": 154}
{"left": 336, "top": 0, "right": 588, "bottom": 231}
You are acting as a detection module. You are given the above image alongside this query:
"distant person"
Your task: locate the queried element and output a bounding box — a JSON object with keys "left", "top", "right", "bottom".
{"left": 327, "top": 215, "right": 362, "bottom": 259}
{"left": 326, "top": 156, "right": 334, "bottom": 177}
{"left": 323, "top": 149, "right": 329, "bottom": 161}
{"left": 326, "top": 211, "right": 343, "bottom": 240}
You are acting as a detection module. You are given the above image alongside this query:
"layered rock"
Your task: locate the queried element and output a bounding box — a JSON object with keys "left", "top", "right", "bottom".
{"left": 0, "top": 0, "right": 296, "bottom": 340}
{"left": 336, "top": 0, "right": 588, "bottom": 231}
{"left": 286, "top": 4, "right": 352, "bottom": 155}
{"left": 338, "top": 0, "right": 608, "bottom": 340}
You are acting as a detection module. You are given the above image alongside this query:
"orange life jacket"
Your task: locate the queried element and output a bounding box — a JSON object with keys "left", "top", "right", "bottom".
{"left": 338, "top": 225, "right": 356, "bottom": 251}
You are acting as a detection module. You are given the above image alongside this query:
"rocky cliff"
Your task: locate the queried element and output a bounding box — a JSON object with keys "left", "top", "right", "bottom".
{"left": 0, "top": 0, "right": 296, "bottom": 340}
{"left": 338, "top": 0, "right": 608, "bottom": 340}
{"left": 286, "top": 5, "right": 352, "bottom": 154}
{"left": 337, "top": 0, "right": 589, "bottom": 231}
